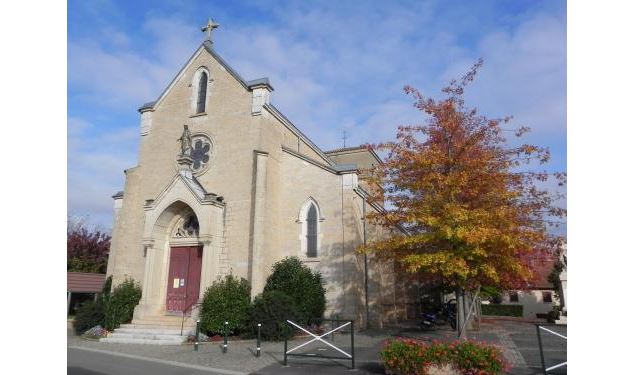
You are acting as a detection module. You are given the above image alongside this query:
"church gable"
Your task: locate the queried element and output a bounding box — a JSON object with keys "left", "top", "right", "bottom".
{"left": 146, "top": 42, "right": 252, "bottom": 115}
{"left": 139, "top": 41, "right": 275, "bottom": 120}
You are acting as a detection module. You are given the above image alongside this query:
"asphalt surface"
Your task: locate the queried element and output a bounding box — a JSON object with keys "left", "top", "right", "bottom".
{"left": 68, "top": 347, "right": 246, "bottom": 375}
{"left": 68, "top": 318, "right": 566, "bottom": 375}
{"left": 511, "top": 324, "right": 567, "bottom": 375}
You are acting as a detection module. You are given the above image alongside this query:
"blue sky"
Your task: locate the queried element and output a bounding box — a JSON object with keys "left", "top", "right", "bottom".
{"left": 68, "top": 0, "right": 566, "bottom": 231}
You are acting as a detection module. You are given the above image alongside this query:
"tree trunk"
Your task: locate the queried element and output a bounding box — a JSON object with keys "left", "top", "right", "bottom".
{"left": 456, "top": 289, "right": 467, "bottom": 339}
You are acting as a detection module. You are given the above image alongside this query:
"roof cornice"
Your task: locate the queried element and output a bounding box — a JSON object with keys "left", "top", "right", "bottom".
{"left": 325, "top": 146, "right": 383, "bottom": 165}
{"left": 282, "top": 146, "right": 358, "bottom": 174}
{"left": 202, "top": 41, "right": 250, "bottom": 90}
{"left": 265, "top": 104, "right": 334, "bottom": 166}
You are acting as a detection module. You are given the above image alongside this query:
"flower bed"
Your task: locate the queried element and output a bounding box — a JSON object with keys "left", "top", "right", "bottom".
{"left": 380, "top": 338, "right": 508, "bottom": 375}
{"left": 82, "top": 325, "right": 109, "bottom": 340}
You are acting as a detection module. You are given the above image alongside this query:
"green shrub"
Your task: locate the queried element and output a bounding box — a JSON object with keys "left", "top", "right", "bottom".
{"left": 380, "top": 338, "right": 507, "bottom": 375}
{"left": 73, "top": 299, "right": 105, "bottom": 335}
{"left": 250, "top": 290, "right": 300, "bottom": 341}
{"left": 104, "top": 278, "right": 142, "bottom": 330}
{"left": 547, "top": 307, "right": 560, "bottom": 323}
{"left": 102, "top": 275, "right": 113, "bottom": 296}
{"left": 481, "top": 304, "right": 523, "bottom": 317}
{"left": 263, "top": 257, "right": 325, "bottom": 323}
{"left": 199, "top": 274, "right": 251, "bottom": 336}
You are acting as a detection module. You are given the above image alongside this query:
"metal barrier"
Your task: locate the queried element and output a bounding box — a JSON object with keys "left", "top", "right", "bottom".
{"left": 189, "top": 321, "right": 265, "bottom": 357}
{"left": 536, "top": 324, "right": 567, "bottom": 374}
{"left": 284, "top": 319, "right": 355, "bottom": 369}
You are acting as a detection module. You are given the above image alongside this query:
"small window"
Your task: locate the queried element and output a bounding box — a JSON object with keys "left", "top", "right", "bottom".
{"left": 509, "top": 292, "right": 519, "bottom": 303}
{"left": 196, "top": 72, "right": 208, "bottom": 113}
{"left": 306, "top": 204, "right": 317, "bottom": 257}
{"left": 542, "top": 291, "right": 553, "bottom": 303}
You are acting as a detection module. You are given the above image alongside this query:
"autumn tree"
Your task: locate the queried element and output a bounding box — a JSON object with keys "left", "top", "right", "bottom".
{"left": 67, "top": 217, "right": 111, "bottom": 273}
{"left": 363, "top": 60, "right": 565, "bottom": 333}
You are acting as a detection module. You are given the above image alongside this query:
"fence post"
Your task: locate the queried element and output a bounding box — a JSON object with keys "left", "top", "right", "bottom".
{"left": 536, "top": 324, "right": 547, "bottom": 375}
{"left": 350, "top": 320, "right": 355, "bottom": 370}
{"left": 331, "top": 314, "right": 338, "bottom": 341}
{"left": 283, "top": 333, "right": 288, "bottom": 366}
{"left": 223, "top": 321, "right": 228, "bottom": 354}
{"left": 256, "top": 323, "right": 261, "bottom": 358}
{"left": 194, "top": 319, "right": 200, "bottom": 352}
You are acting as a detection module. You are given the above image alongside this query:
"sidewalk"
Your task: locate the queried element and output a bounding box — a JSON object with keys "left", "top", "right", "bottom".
{"left": 68, "top": 318, "right": 564, "bottom": 374}
{"left": 68, "top": 327, "right": 389, "bottom": 374}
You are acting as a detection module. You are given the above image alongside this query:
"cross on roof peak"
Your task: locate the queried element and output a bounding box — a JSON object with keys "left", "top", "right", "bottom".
{"left": 201, "top": 18, "right": 220, "bottom": 43}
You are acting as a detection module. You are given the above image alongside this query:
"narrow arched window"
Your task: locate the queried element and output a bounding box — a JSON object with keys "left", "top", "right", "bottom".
{"left": 306, "top": 204, "right": 318, "bottom": 257}
{"left": 196, "top": 72, "right": 208, "bottom": 113}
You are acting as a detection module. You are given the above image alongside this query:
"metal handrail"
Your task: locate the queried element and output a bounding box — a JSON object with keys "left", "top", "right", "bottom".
{"left": 180, "top": 301, "right": 202, "bottom": 336}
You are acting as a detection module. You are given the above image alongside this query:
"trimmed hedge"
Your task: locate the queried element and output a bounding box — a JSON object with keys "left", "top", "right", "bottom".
{"left": 200, "top": 274, "right": 251, "bottom": 336}
{"left": 263, "top": 257, "right": 325, "bottom": 324}
{"left": 250, "top": 290, "right": 300, "bottom": 341}
{"left": 481, "top": 304, "right": 523, "bottom": 317}
{"left": 104, "top": 278, "right": 142, "bottom": 330}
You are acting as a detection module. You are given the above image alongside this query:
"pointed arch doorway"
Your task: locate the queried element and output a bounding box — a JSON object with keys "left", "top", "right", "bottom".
{"left": 166, "top": 213, "right": 203, "bottom": 313}
{"left": 166, "top": 246, "right": 202, "bottom": 313}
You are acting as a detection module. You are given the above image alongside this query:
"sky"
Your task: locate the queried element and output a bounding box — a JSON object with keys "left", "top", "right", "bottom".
{"left": 67, "top": 0, "right": 566, "bottom": 232}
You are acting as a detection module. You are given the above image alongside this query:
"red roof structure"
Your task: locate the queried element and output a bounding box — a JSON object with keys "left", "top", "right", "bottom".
{"left": 529, "top": 260, "right": 557, "bottom": 289}
{"left": 67, "top": 272, "right": 106, "bottom": 293}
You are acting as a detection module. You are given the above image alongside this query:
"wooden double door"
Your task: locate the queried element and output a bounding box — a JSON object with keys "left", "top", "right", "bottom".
{"left": 166, "top": 246, "right": 202, "bottom": 313}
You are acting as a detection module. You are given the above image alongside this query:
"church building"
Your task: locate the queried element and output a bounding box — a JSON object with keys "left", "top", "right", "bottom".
{"left": 106, "top": 22, "right": 416, "bottom": 333}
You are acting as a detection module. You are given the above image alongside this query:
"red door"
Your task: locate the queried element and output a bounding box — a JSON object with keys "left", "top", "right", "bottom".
{"left": 166, "top": 246, "right": 202, "bottom": 313}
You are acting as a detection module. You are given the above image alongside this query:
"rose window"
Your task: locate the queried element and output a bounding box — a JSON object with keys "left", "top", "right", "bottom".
{"left": 190, "top": 135, "right": 212, "bottom": 172}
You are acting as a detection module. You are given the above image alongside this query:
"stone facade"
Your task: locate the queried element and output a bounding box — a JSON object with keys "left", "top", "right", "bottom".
{"left": 106, "top": 40, "right": 416, "bottom": 328}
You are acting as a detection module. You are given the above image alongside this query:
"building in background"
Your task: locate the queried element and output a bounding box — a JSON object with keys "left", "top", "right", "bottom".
{"left": 67, "top": 272, "right": 107, "bottom": 315}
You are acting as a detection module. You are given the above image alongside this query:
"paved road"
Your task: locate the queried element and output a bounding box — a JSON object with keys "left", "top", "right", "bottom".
{"left": 68, "top": 347, "right": 247, "bottom": 375}
{"left": 510, "top": 324, "right": 567, "bottom": 375}
{"left": 68, "top": 319, "right": 565, "bottom": 375}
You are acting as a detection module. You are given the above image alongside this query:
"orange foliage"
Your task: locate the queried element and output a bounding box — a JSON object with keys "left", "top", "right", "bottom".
{"left": 362, "top": 60, "right": 566, "bottom": 290}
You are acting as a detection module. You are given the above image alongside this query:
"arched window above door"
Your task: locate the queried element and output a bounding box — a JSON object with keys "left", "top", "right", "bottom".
{"left": 191, "top": 67, "right": 211, "bottom": 115}
{"left": 196, "top": 72, "right": 208, "bottom": 114}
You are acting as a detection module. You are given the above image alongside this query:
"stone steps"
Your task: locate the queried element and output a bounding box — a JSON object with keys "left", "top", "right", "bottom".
{"left": 100, "top": 337, "right": 185, "bottom": 345}
{"left": 100, "top": 316, "right": 194, "bottom": 345}
{"left": 114, "top": 328, "right": 185, "bottom": 335}
{"left": 108, "top": 332, "right": 187, "bottom": 340}
{"left": 120, "top": 322, "right": 194, "bottom": 330}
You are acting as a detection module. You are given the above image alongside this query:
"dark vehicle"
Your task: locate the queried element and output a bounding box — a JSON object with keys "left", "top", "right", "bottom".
{"left": 420, "top": 299, "right": 457, "bottom": 330}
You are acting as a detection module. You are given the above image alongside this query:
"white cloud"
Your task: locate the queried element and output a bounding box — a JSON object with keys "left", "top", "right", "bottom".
{"left": 68, "top": 2, "right": 566, "bottom": 228}
{"left": 67, "top": 117, "right": 138, "bottom": 229}
{"left": 458, "top": 13, "right": 567, "bottom": 137}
